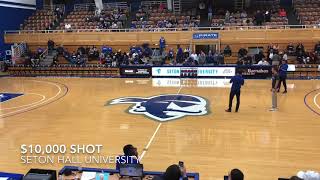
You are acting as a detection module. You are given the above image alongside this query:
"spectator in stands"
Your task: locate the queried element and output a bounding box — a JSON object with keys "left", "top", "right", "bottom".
{"left": 258, "top": 58, "right": 270, "bottom": 65}
{"left": 225, "top": 10, "right": 231, "bottom": 23}
{"left": 282, "top": 52, "right": 288, "bottom": 61}
{"left": 314, "top": 41, "right": 320, "bottom": 55}
{"left": 296, "top": 43, "right": 305, "bottom": 54}
{"left": 116, "top": 144, "right": 139, "bottom": 170}
{"left": 255, "top": 50, "right": 265, "bottom": 62}
{"left": 223, "top": 45, "right": 232, "bottom": 57}
{"left": 206, "top": 50, "right": 214, "bottom": 65}
{"left": 208, "top": 6, "right": 213, "bottom": 22}
{"left": 238, "top": 47, "right": 248, "bottom": 58}
{"left": 65, "top": 23, "right": 72, "bottom": 32}
{"left": 190, "top": 52, "right": 198, "bottom": 62}
{"left": 271, "top": 52, "right": 281, "bottom": 65}
{"left": 265, "top": 11, "right": 271, "bottom": 22}
{"left": 176, "top": 45, "right": 184, "bottom": 63}
{"left": 198, "top": 51, "right": 206, "bottom": 65}
{"left": 243, "top": 55, "right": 253, "bottom": 65}
{"left": 296, "top": 43, "right": 305, "bottom": 63}
{"left": 199, "top": 1, "right": 206, "bottom": 11}
{"left": 287, "top": 43, "right": 295, "bottom": 55}
{"left": 255, "top": 10, "right": 264, "bottom": 25}
{"left": 159, "top": 37, "right": 166, "bottom": 55}
{"left": 240, "top": 11, "right": 247, "bottom": 18}
{"left": 47, "top": 39, "right": 55, "bottom": 51}
{"left": 168, "top": 48, "right": 175, "bottom": 64}
{"left": 228, "top": 169, "right": 244, "bottom": 180}
{"left": 279, "top": 8, "right": 287, "bottom": 17}
{"left": 153, "top": 164, "right": 188, "bottom": 180}
{"left": 236, "top": 58, "right": 244, "bottom": 65}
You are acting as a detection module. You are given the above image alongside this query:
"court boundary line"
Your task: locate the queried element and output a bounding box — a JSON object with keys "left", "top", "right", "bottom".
{"left": 0, "top": 80, "right": 69, "bottom": 118}
{"left": 139, "top": 85, "right": 183, "bottom": 161}
{"left": 313, "top": 92, "right": 320, "bottom": 110}
{"left": 304, "top": 88, "right": 320, "bottom": 116}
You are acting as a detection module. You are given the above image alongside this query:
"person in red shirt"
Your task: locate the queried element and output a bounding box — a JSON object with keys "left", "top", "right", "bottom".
{"left": 279, "top": 8, "right": 287, "bottom": 17}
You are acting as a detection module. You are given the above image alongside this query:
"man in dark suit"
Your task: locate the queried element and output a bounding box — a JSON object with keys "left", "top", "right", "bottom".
{"left": 226, "top": 71, "right": 245, "bottom": 112}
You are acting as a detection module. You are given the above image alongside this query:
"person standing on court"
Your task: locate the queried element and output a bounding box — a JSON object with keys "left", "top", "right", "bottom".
{"left": 226, "top": 71, "right": 244, "bottom": 112}
{"left": 270, "top": 66, "right": 280, "bottom": 111}
{"left": 278, "top": 59, "right": 288, "bottom": 93}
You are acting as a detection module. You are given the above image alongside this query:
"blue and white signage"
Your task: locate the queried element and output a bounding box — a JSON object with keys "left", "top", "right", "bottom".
{"left": 193, "top": 33, "right": 219, "bottom": 39}
{"left": 0, "top": 93, "right": 23, "bottom": 103}
{"left": 197, "top": 67, "right": 235, "bottom": 77}
{"left": 152, "top": 67, "right": 181, "bottom": 77}
{"left": 108, "top": 94, "right": 209, "bottom": 122}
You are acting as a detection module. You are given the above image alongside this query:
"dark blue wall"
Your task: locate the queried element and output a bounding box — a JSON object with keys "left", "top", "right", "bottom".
{"left": 0, "top": 6, "right": 35, "bottom": 53}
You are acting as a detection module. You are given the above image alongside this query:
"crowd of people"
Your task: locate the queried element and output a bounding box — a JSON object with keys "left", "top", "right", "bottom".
{"left": 132, "top": 4, "right": 200, "bottom": 29}
{"left": 20, "top": 38, "right": 320, "bottom": 67}
{"left": 89, "top": 7, "right": 128, "bottom": 29}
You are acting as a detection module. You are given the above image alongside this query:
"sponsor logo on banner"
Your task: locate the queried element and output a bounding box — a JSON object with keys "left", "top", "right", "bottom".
{"left": 237, "top": 66, "right": 271, "bottom": 79}
{"left": 197, "top": 79, "right": 231, "bottom": 88}
{"left": 124, "top": 70, "right": 134, "bottom": 73}
{"left": 152, "top": 67, "right": 181, "bottom": 76}
{"left": 108, "top": 94, "right": 209, "bottom": 122}
{"left": 121, "top": 67, "right": 151, "bottom": 77}
{"left": 197, "top": 67, "right": 235, "bottom": 77}
{"left": 193, "top": 33, "right": 219, "bottom": 39}
{"left": 152, "top": 78, "right": 181, "bottom": 87}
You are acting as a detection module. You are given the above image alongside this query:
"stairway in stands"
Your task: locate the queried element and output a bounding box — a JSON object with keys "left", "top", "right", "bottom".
{"left": 39, "top": 50, "right": 57, "bottom": 66}
{"left": 234, "top": 0, "right": 244, "bottom": 11}
{"left": 285, "top": 7, "right": 300, "bottom": 25}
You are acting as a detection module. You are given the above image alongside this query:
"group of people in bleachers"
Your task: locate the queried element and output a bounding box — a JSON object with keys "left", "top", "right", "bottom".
{"left": 90, "top": 7, "right": 128, "bottom": 29}
{"left": 211, "top": 1, "right": 287, "bottom": 27}
{"left": 132, "top": 4, "right": 200, "bottom": 30}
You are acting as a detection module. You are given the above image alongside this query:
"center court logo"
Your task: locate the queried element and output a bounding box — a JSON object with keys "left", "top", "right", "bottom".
{"left": 107, "top": 94, "right": 209, "bottom": 122}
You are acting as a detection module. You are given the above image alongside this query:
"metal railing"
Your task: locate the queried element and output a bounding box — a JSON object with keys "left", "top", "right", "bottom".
{"left": 74, "top": 2, "right": 129, "bottom": 11}
{"left": 39, "top": 48, "right": 48, "bottom": 62}
{"left": 43, "top": 4, "right": 65, "bottom": 12}
{"left": 11, "top": 42, "right": 27, "bottom": 58}
{"left": 4, "top": 24, "right": 320, "bottom": 34}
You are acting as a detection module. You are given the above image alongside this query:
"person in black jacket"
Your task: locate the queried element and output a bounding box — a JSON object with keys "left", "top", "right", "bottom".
{"left": 152, "top": 164, "right": 188, "bottom": 180}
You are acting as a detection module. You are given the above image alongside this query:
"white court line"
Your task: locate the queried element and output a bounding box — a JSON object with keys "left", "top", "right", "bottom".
{"left": 139, "top": 123, "right": 162, "bottom": 161}
{"left": 139, "top": 84, "right": 183, "bottom": 161}
{"left": 314, "top": 92, "right": 320, "bottom": 110}
{"left": 0, "top": 80, "right": 63, "bottom": 118}
{"left": 0, "top": 93, "right": 46, "bottom": 110}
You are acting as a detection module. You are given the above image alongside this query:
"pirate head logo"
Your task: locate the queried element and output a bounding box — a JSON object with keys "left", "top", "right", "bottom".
{"left": 108, "top": 94, "right": 208, "bottom": 122}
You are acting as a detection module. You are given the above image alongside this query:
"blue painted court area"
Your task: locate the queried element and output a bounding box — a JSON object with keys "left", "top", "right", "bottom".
{"left": 0, "top": 93, "right": 23, "bottom": 103}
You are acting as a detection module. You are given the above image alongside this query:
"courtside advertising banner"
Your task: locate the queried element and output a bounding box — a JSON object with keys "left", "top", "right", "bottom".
{"left": 152, "top": 67, "right": 181, "bottom": 77}
{"left": 197, "top": 67, "right": 236, "bottom": 77}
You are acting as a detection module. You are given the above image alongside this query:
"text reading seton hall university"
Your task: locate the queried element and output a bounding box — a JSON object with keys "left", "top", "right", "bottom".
{"left": 20, "top": 144, "right": 139, "bottom": 164}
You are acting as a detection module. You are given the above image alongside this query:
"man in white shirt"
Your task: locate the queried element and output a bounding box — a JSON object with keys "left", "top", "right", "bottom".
{"left": 257, "top": 58, "right": 269, "bottom": 65}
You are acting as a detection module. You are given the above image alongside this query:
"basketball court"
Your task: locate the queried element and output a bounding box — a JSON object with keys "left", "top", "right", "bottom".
{"left": 0, "top": 77, "right": 320, "bottom": 180}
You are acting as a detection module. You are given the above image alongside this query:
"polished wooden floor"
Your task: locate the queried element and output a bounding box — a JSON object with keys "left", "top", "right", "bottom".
{"left": 0, "top": 77, "right": 320, "bottom": 180}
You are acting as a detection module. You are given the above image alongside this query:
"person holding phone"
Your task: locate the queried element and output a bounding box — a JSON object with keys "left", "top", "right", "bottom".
{"left": 152, "top": 163, "right": 188, "bottom": 180}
